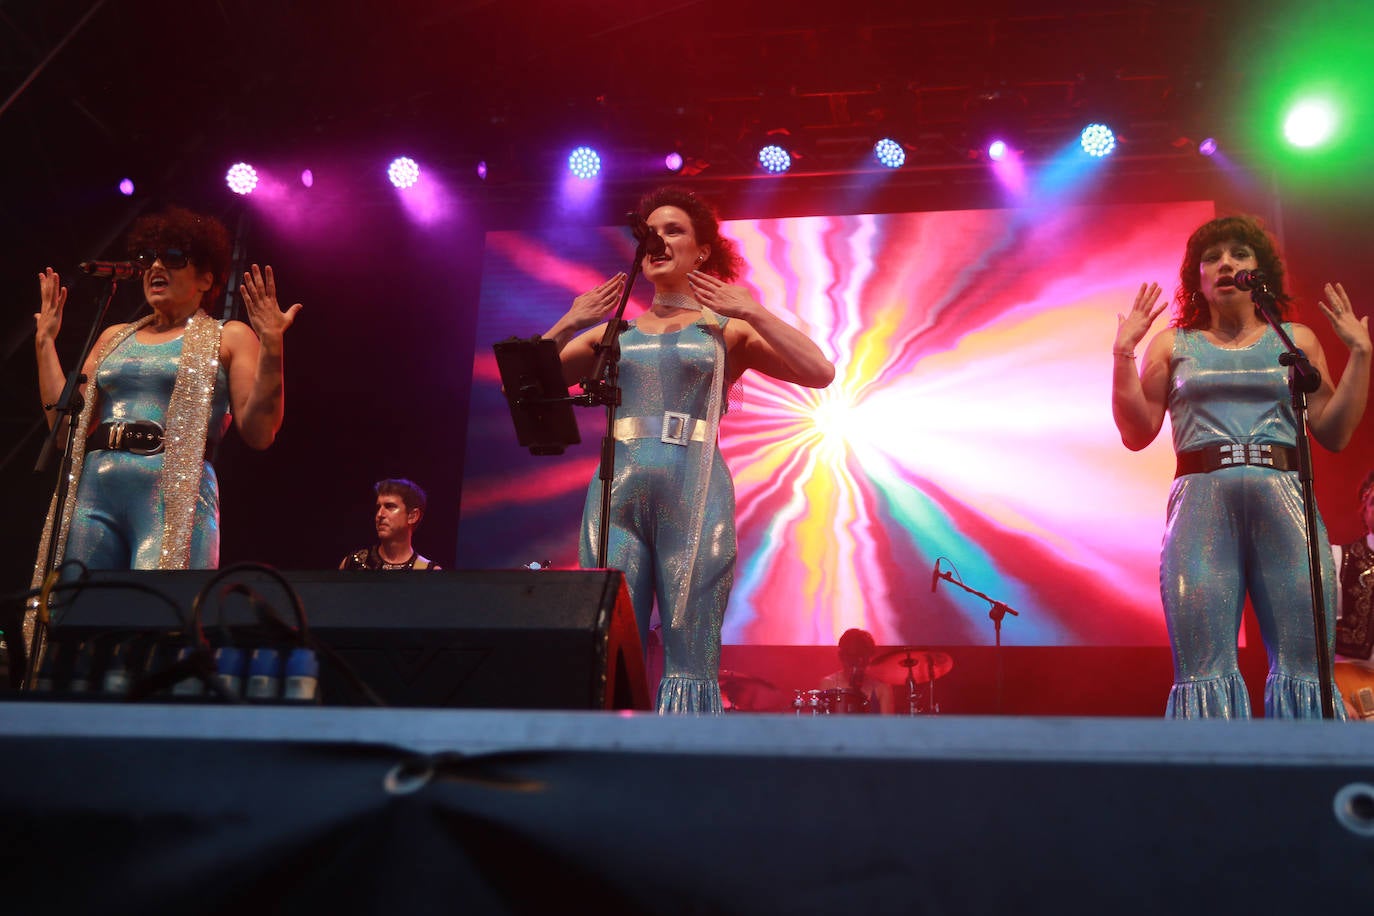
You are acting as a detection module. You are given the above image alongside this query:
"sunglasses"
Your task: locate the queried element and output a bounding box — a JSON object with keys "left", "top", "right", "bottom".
{"left": 134, "top": 247, "right": 192, "bottom": 270}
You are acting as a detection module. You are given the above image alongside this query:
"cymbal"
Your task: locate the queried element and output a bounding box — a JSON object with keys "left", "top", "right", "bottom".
{"left": 866, "top": 648, "right": 953, "bottom": 685}
{"left": 718, "top": 669, "right": 776, "bottom": 690}
{"left": 719, "top": 670, "right": 792, "bottom": 712}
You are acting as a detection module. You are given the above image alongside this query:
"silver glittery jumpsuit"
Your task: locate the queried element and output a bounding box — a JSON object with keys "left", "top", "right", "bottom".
{"left": 66, "top": 333, "right": 230, "bottom": 569}
{"left": 1162, "top": 325, "right": 1344, "bottom": 718}
{"left": 579, "top": 316, "right": 735, "bottom": 714}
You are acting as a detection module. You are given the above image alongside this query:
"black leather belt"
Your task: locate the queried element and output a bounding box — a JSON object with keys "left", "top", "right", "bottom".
{"left": 1174, "top": 442, "right": 1298, "bottom": 478}
{"left": 86, "top": 420, "right": 214, "bottom": 461}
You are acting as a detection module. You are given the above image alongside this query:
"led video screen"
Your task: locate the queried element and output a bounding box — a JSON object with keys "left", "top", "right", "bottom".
{"left": 461, "top": 200, "right": 1214, "bottom": 646}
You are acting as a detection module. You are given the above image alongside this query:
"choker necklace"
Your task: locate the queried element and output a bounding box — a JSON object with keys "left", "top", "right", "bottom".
{"left": 652, "top": 291, "right": 703, "bottom": 312}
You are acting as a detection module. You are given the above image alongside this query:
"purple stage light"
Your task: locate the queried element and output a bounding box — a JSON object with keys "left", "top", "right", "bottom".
{"left": 300, "top": 169, "right": 314, "bottom": 188}
{"left": 388, "top": 157, "right": 420, "bottom": 189}
{"left": 665, "top": 151, "right": 684, "bottom": 172}
{"left": 477, "top": 160, "right": 488, "bottom": 180}
{"left": 118, "top": 178, "right": 135, "bottom": 196}
{"left": 568, "top": 146, "right": 601, "bottom": 179}
{"left": 987, "top": 140, "right": 1009, "bottom": 161}
{"left": 1198, "top": 137, "right": 1218, "bottom": 157}
{"left": 758, "top": 144, "right": 791, "bottom": 174}
{"left": 226, "top": 162, "right": 259, "bottom": 195}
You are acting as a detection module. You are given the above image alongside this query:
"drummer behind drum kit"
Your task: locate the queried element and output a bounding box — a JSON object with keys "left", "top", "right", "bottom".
{"left": 719, "top": 647, "right": 954, "bottom": 715}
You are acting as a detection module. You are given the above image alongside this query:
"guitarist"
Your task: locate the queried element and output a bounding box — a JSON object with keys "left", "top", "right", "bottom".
{"left": 1334, "top": 470, "right": 1374, "bottom": 719}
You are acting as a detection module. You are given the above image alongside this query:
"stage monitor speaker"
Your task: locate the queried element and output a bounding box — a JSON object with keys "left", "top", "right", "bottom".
{"left": 40, "top": 568, "right": 650, "bottom": 711}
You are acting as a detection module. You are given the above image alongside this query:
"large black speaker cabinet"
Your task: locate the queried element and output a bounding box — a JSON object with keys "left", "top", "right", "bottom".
{"left": 40, "top": 568, "right": 650, "bottom": 710}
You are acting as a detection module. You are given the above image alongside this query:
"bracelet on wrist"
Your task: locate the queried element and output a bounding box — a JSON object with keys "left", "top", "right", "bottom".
{"left": 1112, "top": 349, "right": 1136, "bottom": 359}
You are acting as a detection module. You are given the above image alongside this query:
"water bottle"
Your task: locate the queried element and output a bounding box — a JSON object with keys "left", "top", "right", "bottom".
{"left": 245, "top": 648, "right": 281, "bottom": 700}
{"left": 213, "top": 647, "right": 246, "bottom": 699}
{"left": 283, "top": 648, "right": 319, "bottom": 702}
{"left": 102, "top": 641, "right": 131, "bottom": 697}
{"left": 170, "top": 646, "right": 205, "bottom": 696}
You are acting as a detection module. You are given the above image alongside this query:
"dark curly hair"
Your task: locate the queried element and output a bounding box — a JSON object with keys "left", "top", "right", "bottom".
{"left": 636, "top": 185, "right": 743, "bottom": 282}
{"left": 125, "top": 206, "right": 233, "bottom": 310}
{"left": 1359, "top": 468, "right": 1374, "bottom": 510}
{"left": 1172, "top": 214, "right": 1292, "bottom": 330}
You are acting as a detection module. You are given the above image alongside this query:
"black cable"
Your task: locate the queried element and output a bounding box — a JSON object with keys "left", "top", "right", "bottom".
{"left": 191, "top": 562, "right": 385, "bottom": 707}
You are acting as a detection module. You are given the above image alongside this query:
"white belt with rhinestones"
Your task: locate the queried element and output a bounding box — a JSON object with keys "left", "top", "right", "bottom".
{"left": 613, "top": 411, "right": 710, "bottom": 446}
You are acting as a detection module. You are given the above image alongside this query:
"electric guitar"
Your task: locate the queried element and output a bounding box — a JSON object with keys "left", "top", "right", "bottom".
{"left": 1334, "top": 662, "right": 1374, "bottom": 721}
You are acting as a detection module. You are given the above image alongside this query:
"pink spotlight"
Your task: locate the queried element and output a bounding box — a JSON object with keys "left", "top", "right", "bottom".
{"left": 665, "top": 151, "right": 684, "bottom": 172}
{"left": 300, "top": 169, "right": 314, "bottom": 188}
{"left": 1198, "top": 137, "right": 1218, "bottom": 157}
{"left": 226, "top": 162, "right": 259, "bottom": 196}
{"left": 118, "top": 178, "right": 135, "bottom": 196}
{"left": 476, "top": 161, "right": 488, "bottom": 180}
{"left": 387, "top": 157, "right": 421, "bottom": 189}
{"left": 987, "top": 140, "right": 1009, "bottom": 161}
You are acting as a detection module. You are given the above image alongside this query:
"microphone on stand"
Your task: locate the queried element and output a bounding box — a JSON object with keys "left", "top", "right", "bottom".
{"left": 626, "top": 212, "right": 666, "bottom": 258}
{"left": 79, "top": 260, "right": 144, "bottom": 280}
{"left": 1233, "top": 269, "right": 1269, "bottom": 292}
{"left": 930, "top": 559, "right": 942, "bottom": 593}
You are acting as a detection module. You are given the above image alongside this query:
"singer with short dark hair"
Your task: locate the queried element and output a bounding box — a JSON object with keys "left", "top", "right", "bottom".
{"left": 542, "top": 186, "right": 834, "bottom": 714}
{"left": 1112, "top": 214, "right": 1370, "bottom": 718}
{"left": 31, "top": 205, "right": 302, "bottom": 578}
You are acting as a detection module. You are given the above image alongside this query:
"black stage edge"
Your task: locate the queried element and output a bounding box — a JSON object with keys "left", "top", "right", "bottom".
{"left": 37, "top": 569, "right": 650, "bottom": 711}
{"left": 2, "top": 705, "right": 1374, "bottom": 915}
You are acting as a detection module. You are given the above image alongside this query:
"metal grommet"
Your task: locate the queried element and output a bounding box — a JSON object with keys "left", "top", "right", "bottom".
{"left": 1333, "top": 782, "right": 1374, "bottom": 837}
{"left": 383, "top": 757, "right": 435, "bottom": 795}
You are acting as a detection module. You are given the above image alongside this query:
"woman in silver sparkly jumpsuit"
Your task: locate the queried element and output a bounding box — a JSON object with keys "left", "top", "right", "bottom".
{"left": 1112, "top": 215, "right": 1370, "bottom": 717}
{"left": 33, "top": 206, "right": 302, "bottom": 573}
{"left": 544, "top": 187, "right": 834, "bottom": 713}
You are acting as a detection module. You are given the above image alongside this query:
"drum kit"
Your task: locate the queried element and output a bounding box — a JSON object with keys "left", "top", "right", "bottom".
{"left": 719, "top": 647, "right": 954, "bottom": 715}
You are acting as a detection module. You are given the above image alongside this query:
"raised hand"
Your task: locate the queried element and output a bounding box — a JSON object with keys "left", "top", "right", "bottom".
{"left": 34, "top": 267, "right": 68, "bottom": 346}
{"left": 687, "top": 270, "right": 761, "bottom": 321}
{"left": 1115, "top": 282, "right": 1167, "bottom": 354}
{"left": 1316, "top": 282, "right": 1372, "bottom": 355}
{"left": 239, "top": 265, "right": 302, "bottom": 344}
{"left": 568, "top": 272, "right": 626, "bottom": 330}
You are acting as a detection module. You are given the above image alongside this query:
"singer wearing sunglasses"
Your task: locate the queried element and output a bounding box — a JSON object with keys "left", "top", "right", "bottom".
{"left": 1112, "top": 214, "right": 1370, "bottom": 718}
{"left": 542, "top": 186, "right": 834, "bottom": 714}
{"left": 32, "top": 205, "right": 302, "bottom": 577}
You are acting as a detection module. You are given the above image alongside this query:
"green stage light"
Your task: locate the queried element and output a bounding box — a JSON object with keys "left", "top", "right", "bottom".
{"left": 1283, "top": 98, "right": 1339, "bottom": 149}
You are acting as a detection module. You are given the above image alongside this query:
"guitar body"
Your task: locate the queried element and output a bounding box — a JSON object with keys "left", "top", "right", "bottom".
{"left": 1334, "top": 661, "right": 1374, "bottom": 721}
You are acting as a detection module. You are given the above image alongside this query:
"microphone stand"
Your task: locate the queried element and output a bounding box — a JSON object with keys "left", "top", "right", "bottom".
{"left": 23, "top": 275, "right": 125, "bottom": 689}
{"left": 934, "top": 568, "right": 1020, "bottom": 714}
{"left": 1246, "top": 278, "right": 1336, "bottom": 719}
{"left": 577, "top": 234, "right": 654, "bottom": 568}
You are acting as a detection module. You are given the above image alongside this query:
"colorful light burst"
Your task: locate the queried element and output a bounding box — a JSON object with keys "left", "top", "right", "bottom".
{"left": 460, "top": 201, "right": 1215, "bottom": 648}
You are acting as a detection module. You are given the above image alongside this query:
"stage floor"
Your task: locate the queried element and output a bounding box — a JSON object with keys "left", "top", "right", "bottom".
{"left": 5, "top": 703, "right": 1374, "bottom": 915}
{"left": 4, "top": 700, "right": 1374, "bottom": 764}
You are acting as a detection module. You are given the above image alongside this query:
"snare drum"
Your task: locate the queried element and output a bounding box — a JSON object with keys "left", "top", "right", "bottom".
{"left": 818, "top": 687, "right": 869, "bottom": 714}
{"left": 794, "top": 687, "right": 869, "bottom": 714}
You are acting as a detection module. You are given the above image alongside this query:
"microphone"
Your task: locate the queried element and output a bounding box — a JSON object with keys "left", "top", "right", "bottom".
{"left": 930, "top": 560, "right": 942, "bottom": 593}
{"left": 626, "top": 212, "right": 666, "bottom": 258}
{"left": 80, "top": 260, "right": 143, "bottom": 280}
{"left": 1233, "top": 269, "right": 1268, "bottom": 292}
